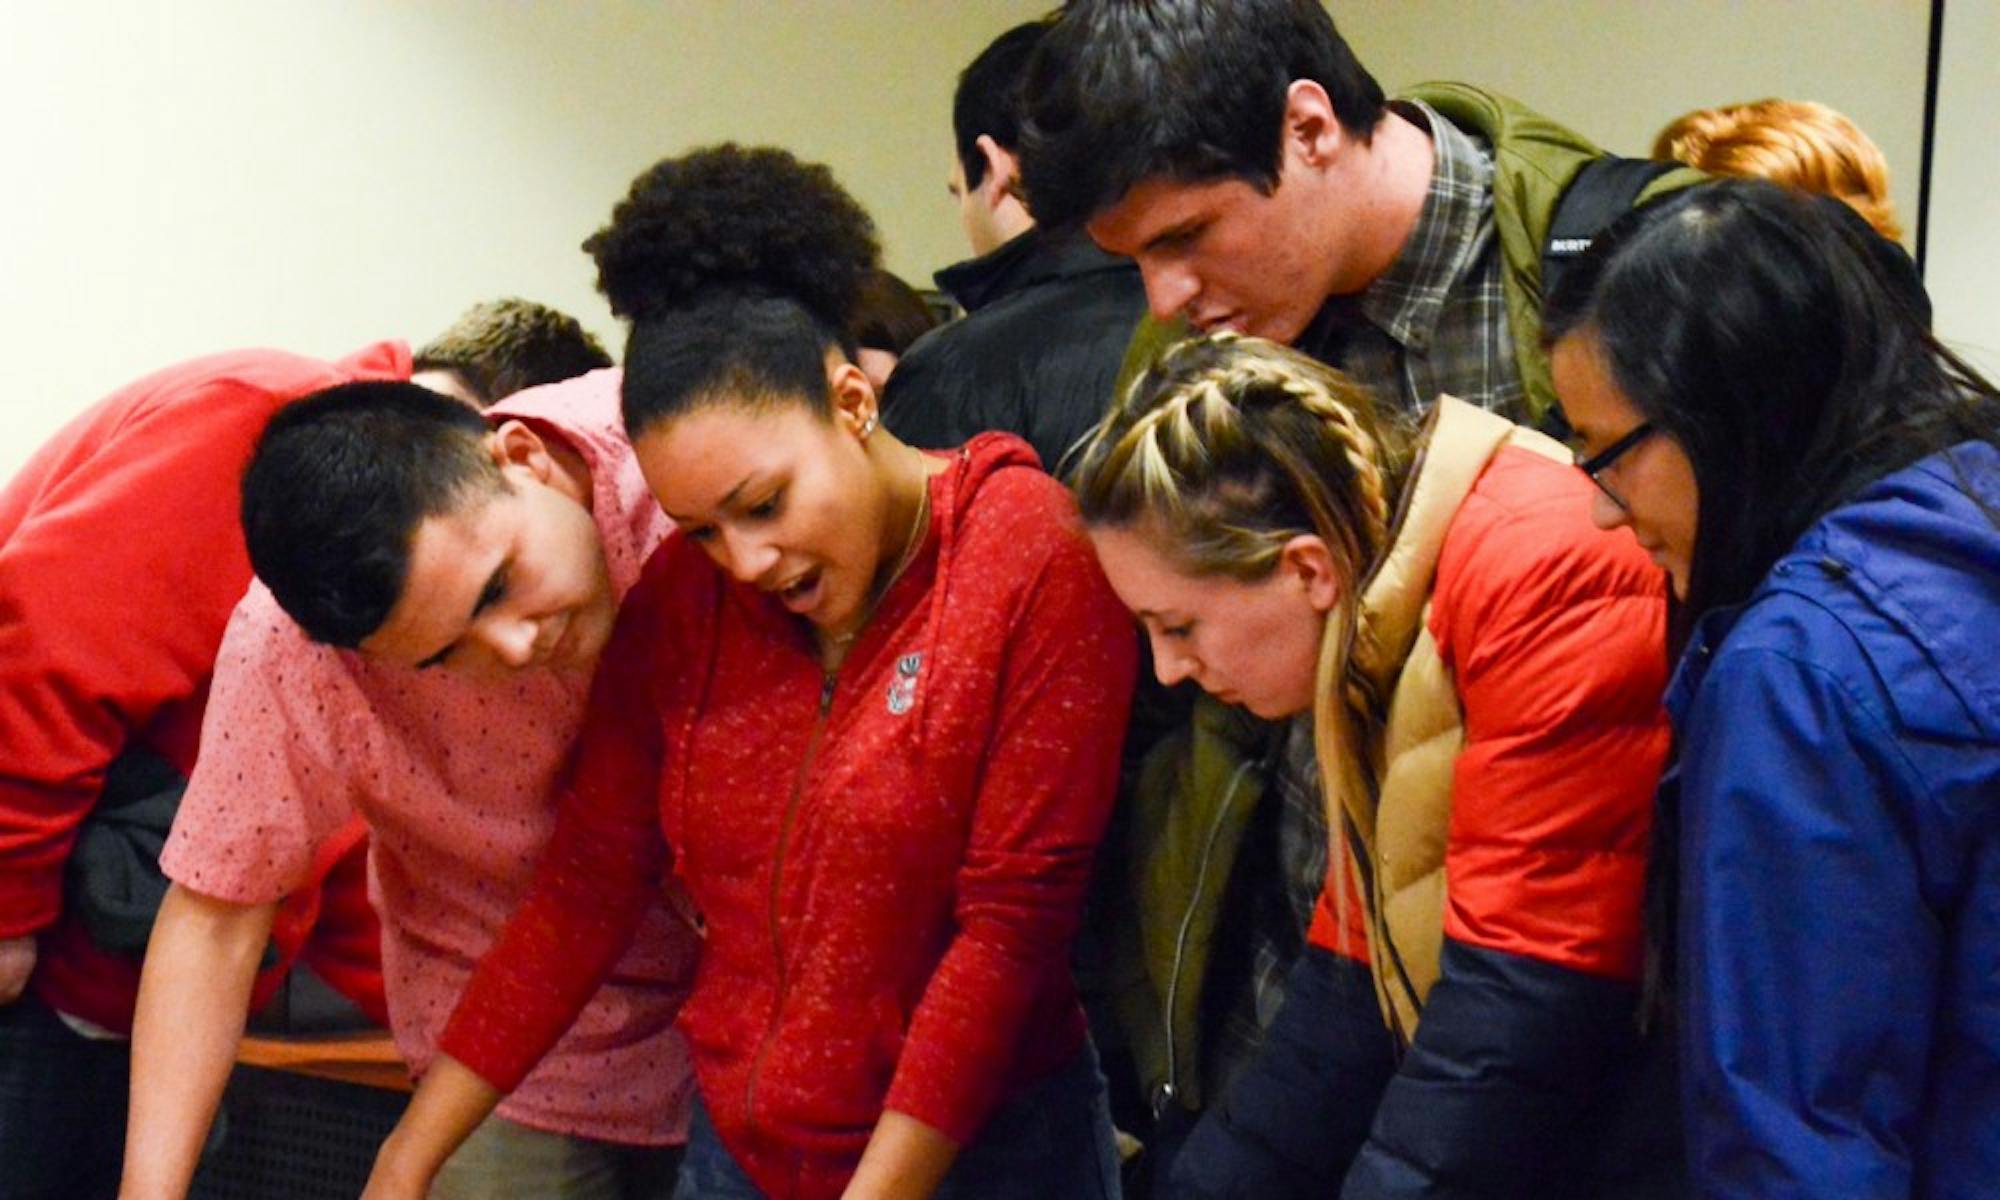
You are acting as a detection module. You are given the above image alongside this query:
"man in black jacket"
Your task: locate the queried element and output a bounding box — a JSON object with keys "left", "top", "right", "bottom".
{"left": 879, "top": 19, "right": 1146, "bottom": 477}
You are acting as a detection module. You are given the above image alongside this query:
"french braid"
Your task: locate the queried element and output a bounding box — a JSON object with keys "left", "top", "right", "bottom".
{"left": 1070, "top": 332, "right": 1407, "bottom": 581}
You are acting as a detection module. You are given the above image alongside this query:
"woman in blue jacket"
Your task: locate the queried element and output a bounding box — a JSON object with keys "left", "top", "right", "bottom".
{"left": 1543, "top": 178, "right": 2000, "bottom": 1197}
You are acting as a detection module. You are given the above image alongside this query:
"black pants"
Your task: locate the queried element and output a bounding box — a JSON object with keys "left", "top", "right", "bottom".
{"left": 0, "top": 993, "right": 129, "bottom": 1200}
{"left": 1163, "top": 946, "right": 1394, "bottom": 1199}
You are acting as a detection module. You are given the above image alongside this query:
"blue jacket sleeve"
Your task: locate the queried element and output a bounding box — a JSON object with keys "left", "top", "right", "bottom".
{"left": 1676, "top": 644, "right": 1937, "bottom": 1198}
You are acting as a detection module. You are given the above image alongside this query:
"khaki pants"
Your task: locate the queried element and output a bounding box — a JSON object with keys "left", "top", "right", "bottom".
{"left": 431, "top": 1113, "right": 682, "bottom": 1200}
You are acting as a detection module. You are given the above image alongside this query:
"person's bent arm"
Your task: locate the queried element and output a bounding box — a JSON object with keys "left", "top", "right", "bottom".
{"left": 429, "top": 580, "right": 675, "bottom": 1110}
{"left": 407, "top": 571, "right": 680, "bottom": 1198}
{"left": 878, "top": 510, "right": 1136, "bottom": 1172}
{"left": 841, "top": 1111, "right": 960, "bottom": 1200}
{"left": 362, "top": 1054, "right": 501, "bottom": 1200}
{"left": 119, "top": 884, "right": 276, "bottom": 1200}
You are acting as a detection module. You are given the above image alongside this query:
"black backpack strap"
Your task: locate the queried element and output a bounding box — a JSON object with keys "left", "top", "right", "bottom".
{"left": 1541, "top": 155, "right": 1681, "bottom": 302}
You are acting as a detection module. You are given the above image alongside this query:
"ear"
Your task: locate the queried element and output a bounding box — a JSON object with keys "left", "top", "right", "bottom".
{"left": 1277, "top": 533, "right": 1343, "bottom": 613}
{"left": 486, "top": 419, "right": 555, "bottom": 483}
{"left": 975, "top": 135, "right": 1021, "bottom": 207}
{"left": 824, "top": 357, "right": 879, "bottom": 440}
{"left": 1282, "top": 80, "right": 1347, "bottom": 171}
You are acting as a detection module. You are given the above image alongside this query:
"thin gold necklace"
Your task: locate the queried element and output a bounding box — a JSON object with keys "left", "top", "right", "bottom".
{"left": 825, "top": 464, "right": 931, "bottom": 652}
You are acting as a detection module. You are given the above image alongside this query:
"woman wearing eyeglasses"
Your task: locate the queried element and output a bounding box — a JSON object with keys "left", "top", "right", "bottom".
{"left": 1069, "top": 331, "right": 1677, "bottom": 1197}
{"left": 1547, "top": 178, "right": 2000, "bottom": 1197}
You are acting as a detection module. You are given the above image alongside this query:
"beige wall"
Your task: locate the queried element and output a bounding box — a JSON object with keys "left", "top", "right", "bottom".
{"left": 1, "top": 1, "right": 1979, "bottom": 485}
{"left": 0, "top": 0, "right": 1045, "bottom": 481}
{"left": 1926, "top": 0, "right": 2000, "bottom": 375}
{"left": 1336, "top": 1, "right": 1930, "bottom": 249}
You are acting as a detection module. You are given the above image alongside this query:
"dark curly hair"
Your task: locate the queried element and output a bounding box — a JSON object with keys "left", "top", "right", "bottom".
{"left": 584, "top": 144, "right": 882, "bottom": 437}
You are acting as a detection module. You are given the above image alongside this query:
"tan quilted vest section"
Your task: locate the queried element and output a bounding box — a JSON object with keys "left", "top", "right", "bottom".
{"left": 1316, "top": 396, "right": 1570, "bottom": 1041}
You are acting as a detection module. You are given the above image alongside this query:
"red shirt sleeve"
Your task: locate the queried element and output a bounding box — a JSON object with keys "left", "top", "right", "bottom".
{"left": 1430, "top": 450, "right": 1670, "bottom": 981}
{"left": 438, "top": 559, "right": 679, "bottom": 1093}
{"left": 881, "top": 499, "right": 1137, "bottom": 1143}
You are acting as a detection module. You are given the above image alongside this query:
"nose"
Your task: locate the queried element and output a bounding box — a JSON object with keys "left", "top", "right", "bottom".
{"left": 474, "top": 614, "right": 540, "bottom": 669}
{"left": 1141, "top": 263, "right": 1200, "bottom": 323}
{"left": 1588, "top": 487, "right": 1628, "bottom": 532}
{"left": 1148, "top": 631, "right": 1197, "bottom": 689}
{"left": 716, "top": 525, "right": 781, "bottom": 585}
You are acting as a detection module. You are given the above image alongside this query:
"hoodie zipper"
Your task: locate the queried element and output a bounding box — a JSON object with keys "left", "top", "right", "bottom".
{"left": 1155, "top": 757, "right": 1259, "bottom": 1119}
{"left": 743, "top": 666, "right": 838, "bottom": 1127}
{"left": 733, "top": 455, "right": 952, "bottom": 1139}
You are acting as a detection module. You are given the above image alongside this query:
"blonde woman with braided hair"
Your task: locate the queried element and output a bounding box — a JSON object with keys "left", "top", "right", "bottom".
{"left": 1070, "top": 333, "right": 1677, "bottom": 1198}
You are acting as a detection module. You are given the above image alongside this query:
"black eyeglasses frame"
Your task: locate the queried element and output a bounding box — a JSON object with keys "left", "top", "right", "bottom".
{"left": 1573, "top": 422, "right": 1657, "bottom": 510}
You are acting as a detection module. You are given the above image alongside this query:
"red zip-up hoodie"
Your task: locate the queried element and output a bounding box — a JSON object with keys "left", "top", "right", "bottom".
{"left": 442, "top": 433, "right": 1135, "bottom": 1198}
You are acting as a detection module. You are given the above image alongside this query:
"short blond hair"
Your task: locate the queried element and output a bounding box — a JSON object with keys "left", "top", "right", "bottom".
{"left": 414, "top": 298, "right": 612, "bottom": 407}
{"left": 1653, "top": 99, "right": 1902, "bottom": 243}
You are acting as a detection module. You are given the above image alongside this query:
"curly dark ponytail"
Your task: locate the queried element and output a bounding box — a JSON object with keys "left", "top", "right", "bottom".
{"left": 584, "top": 144, "right": 883, "bottom": 436}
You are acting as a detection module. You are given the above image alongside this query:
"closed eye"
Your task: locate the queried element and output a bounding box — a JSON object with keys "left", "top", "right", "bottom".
{"left": 474, "top": 566, "right": 509, "bottom": 614}
{"left": 415, "top": 563, "right": 509, "bottom": 670}
{"left": 1159, "top": 620, "right": 1194, "bottom": 639}
{"left": 745, "top": 489, "right": 783, "bottom": 520}
{"left": 1146, "top": 222, "right": 1203, "bottom": 256}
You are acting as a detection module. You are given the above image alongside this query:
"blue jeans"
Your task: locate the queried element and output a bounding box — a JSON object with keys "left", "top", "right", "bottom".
{"left": 673, "top": 1041, "right": 1120, "bottom": 1199}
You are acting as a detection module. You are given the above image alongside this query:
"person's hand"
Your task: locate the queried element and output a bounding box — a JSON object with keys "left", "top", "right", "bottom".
{"left": 0, "top": 935, "right": 36, "bottom": 1004}
{"left": 359, "top": 1055, "right": 499, "bottom": 1199}
{"left": 360, "top": 1130, "right": 434, "bottom": 1200}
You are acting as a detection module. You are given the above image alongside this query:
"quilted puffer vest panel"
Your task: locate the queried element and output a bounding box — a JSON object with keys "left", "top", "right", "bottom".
{"left": 1320, "top": 396, "right": 1570, "bottom": 1038}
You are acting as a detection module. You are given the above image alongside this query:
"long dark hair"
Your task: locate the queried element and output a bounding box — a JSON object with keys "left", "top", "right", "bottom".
{"left": 582, "top": 144, "right": 881, "bottom": 439}
{"left": 1545, "top": 178, "right": 2000, "bottom": 625}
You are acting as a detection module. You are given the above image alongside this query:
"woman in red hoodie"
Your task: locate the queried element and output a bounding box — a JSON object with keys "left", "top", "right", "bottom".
{"left": 364, "top": 146, "right": 1135, "bottom": 1200}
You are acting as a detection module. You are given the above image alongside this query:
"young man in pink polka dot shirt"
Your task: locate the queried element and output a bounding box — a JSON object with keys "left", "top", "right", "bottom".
{"left": 122, "top": 371, "right": 700, "bottom": 1200}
